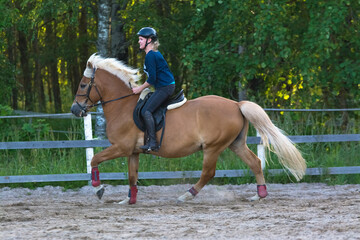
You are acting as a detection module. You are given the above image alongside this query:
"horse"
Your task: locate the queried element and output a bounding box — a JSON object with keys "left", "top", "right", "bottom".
{"left": 71, "top": 53, "right": 306, "bottom": 204}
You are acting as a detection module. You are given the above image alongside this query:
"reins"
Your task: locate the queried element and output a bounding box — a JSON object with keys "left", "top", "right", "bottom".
{"left": 75, "top": 67, "right": 135, "bottom": 114}
{"left": 89, "top": 93, "right": 135, "bottom": 108}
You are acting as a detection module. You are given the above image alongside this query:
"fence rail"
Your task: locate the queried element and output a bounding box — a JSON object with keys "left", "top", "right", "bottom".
{"left": 2, "top": 166, "right": 360, "bottom": 184}
{"left": 1, "top": 110, "right": 359, "bottom": 184}
{"left": 1, "top": 134, "right": 359, "bottom": 150}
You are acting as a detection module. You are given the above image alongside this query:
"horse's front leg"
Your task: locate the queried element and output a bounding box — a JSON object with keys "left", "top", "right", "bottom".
{"left": 90, "top": 145, "right": 130, "bottom": 199}
{"left": 118, "top": 154, "right": 139, "bottom": 205}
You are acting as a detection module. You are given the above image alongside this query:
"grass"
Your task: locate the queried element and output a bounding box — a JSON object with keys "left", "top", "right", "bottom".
{"left": 0, "top": 110, "right": 359, "bottom": 189}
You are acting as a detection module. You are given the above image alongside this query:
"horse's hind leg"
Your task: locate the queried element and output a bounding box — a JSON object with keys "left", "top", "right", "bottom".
{"left": 177, "top": 148, "right": 220, "bottom": 203}
{"left": 229, "top": 121, "right": 268, "bottom": 200}
{"left": 230, "top": 144, "right": 268, "bottom": 199}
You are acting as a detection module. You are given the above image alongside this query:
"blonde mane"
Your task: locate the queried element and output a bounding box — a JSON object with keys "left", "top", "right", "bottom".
{"left": 84, "top": 53, "right": 140, "bottom": 87}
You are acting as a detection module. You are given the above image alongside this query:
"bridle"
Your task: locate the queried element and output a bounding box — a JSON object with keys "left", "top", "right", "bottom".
{"left": 75, "top": 67, "right": 134, "bottom": 116}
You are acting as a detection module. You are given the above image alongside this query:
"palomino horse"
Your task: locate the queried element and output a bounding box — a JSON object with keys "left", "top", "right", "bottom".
{"left": 71, "top": 53, "right": 306, "bottom": 204}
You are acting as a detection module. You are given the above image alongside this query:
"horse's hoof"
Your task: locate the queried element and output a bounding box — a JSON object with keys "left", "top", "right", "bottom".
{"left": 94, "top": 185, "right": 105, "bottom": 200}
{"left": 177, "top": 191, "right": 193, "bottom": 204}
{"left": 250, "top": 193, "right": 260, "bottom": 201}
{"left": 117, "top": 197, "right": 130, "bottom": 205}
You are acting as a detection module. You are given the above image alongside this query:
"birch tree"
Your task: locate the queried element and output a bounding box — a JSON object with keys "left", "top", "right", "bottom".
{"left": 95, "top": 0, "right": 111, "bottom": 139}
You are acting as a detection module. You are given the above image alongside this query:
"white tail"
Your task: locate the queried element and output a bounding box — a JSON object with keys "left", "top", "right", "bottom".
{"left": 239, "top": 101, "right": 306, "bottom": 181}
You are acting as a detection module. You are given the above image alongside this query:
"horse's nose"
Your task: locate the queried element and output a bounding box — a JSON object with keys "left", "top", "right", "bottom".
{"left": 71, "top": 103, "right": 82, "bottom": 117}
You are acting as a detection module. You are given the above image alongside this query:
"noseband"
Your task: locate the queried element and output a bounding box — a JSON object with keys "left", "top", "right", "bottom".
{"left": 75, "top": 67, "right": 134, "bottom": 115}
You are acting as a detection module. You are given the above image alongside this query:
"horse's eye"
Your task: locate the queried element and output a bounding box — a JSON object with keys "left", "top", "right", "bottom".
{"left": 80, "top": 84, "right": 87, "bottom": 89}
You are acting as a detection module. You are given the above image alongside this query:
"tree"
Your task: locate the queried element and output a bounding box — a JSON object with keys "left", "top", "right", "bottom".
{"left": 95, "top": 0, "right": 112, "bottom": 139}
{"left": 0, "top": 1, "right": 16, "bottom": 108}
{"left": 111, "top": 0, "right": 128, "bottom": 62}
{"left": 15, "top": 1, "right": 33, "bottom": 111}
{"left": 46, "top": 19, "right": 62, "bottom": 113}
{"left": 0, "top": 0, "right": 358, "bottom": 114}
{"left": 179, "top": 0, "right": 360, "bottom": 109}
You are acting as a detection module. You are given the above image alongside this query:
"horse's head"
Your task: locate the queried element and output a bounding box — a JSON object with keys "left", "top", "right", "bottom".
{"left": 71, "top": 57, "right": 101, "bottom": 117}
{"left": 71, "top": 53, "right": 140, "bottom": 117}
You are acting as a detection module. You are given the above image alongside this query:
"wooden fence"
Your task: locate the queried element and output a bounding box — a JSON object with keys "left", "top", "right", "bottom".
{"left": 0, "top": 109, "right": 359, "bottom": 184}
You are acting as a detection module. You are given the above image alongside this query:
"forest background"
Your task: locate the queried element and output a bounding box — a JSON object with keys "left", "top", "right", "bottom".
{"left": 1, "top": 0, "right": 359, "bottom": 114}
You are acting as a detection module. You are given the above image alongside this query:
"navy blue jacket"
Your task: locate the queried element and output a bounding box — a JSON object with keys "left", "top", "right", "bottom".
{"left": 144, "top": 50, "right": 175, "bottom": 89}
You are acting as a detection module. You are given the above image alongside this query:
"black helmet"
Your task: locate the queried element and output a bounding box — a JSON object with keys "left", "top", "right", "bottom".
{"left": 137, "top": 27, "right": 158, "bottom": 41}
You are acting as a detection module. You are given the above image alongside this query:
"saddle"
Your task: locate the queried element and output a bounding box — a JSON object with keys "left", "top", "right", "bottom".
{"left": 133, "top": 89, "right": 187, "bottom": 133}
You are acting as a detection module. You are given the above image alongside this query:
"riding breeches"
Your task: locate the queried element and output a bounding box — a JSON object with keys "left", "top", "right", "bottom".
{"left": 140, "top": 84, "right": 175, "bottom": 118}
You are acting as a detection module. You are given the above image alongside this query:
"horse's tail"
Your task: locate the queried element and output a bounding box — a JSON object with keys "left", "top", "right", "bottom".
{"left": 238, "top": 101, "right": 306, "bottom": 181}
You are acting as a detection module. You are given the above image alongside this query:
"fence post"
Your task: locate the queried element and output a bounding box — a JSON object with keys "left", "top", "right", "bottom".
{"left": 84, "top": 114, "right": 94, "bottom": 174}
{"left": 256, "top": 131, "right": 266, "bottom": 170}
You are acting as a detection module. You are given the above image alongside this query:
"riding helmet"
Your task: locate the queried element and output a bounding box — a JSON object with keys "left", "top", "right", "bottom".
{"left": 137, "top": 27, "right": 158, "bottom": 41}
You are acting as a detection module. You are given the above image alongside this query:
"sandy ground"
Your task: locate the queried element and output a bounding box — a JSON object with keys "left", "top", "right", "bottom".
{"left": 1, "top": 183, "right": 360, "bottom": 240}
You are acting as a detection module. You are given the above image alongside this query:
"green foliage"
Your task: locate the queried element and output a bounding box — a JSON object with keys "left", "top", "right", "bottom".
{"left": 0, "top": 1, "right": 16, "bottom": 103}
{"left": 0, "top": 0, "right": 97, "bottom": 112}
{"left": 20, "top": 119, "right": 51, "bottom": 141}
{"left": 0, "top": 117, "right": 86, "bottom": 181}
{"left": 0, "top": 105, "right": 15, "bottom": 139}
{"left": 0, "top": 58, "right": 16, "bottom": 103}
{"left": 0, "top": 104, "right": 12, "bottom": 115}
{"left": 172, "top": 0, "right": 359, "bottom": 107}
{"left": 1, "top": 0, "right": 359, "bottom": 110}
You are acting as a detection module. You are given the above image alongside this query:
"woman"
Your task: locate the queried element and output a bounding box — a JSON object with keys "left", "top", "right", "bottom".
{"left": 132, "top": 27, "right": 175, "bottom": 152}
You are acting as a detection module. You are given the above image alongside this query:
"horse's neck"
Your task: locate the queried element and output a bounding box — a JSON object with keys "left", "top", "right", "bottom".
{"left": 102, "top": 96, "right": 137, "bottom": 122}
{"left": 97, "top": 70, "right": 136, "bottom": 124}
{"left": 98, "top": 69, "right": 133, "bottom": 101}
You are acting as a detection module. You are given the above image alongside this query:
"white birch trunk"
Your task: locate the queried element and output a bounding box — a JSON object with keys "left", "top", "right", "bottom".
{"left": 95, "top": 0, "right": 111, "bottom": 139}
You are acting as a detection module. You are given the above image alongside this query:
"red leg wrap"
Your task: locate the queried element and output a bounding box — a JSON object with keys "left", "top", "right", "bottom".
{"left": 189, "top": 187, "right": 198, "bottom": 196}
{"left": 257, "top": 184, "right": 268, "bottom": 198}
{"left": 91, "top": 167, "right": 101, "bottom": 187}
{"left": 129, "top": 185, "right": 138, "bottom": 204}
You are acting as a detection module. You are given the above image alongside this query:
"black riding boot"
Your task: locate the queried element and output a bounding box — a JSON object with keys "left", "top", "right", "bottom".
{"left": 140, "top": 113, "right": 159, "bottom": 152}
